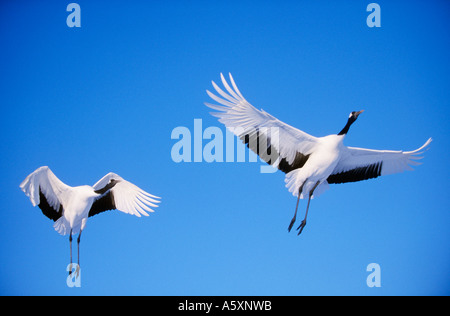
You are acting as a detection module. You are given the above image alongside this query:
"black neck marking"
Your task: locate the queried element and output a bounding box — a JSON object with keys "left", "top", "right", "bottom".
{"left": 338, "top": 117, "right": 356, "bottom": 135}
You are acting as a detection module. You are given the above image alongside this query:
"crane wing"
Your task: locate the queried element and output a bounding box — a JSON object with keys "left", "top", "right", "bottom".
{"left": 328, "top": 138, "right": 432, "bottom": 184}
{"left": 90, "top": 173, "right": 161, "bottom": 217}
{"left": 205, "top": 73, "right": 318, "bottom": 173}
{"left": 19, "top": 166, "right": 71, "bottom": 221}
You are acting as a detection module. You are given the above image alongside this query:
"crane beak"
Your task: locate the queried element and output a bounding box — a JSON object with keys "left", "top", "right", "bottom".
{"left": 355, "top": 110, "right": 364, "bottom": 117}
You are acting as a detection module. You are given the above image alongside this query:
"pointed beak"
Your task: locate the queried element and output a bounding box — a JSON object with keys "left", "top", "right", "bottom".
{"left": 355, "top": 110, "right": 364, "bottom": 117}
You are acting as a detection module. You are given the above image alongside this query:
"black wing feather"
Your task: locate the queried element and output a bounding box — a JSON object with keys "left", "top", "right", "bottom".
{"left": 89, "top": 190, "right": 116, "bottom": 217}
{"left": 277, "top": 151, "right": 310, "bottom": 174}
{"left": 38, "top": 187, "right": 63, "bottom": 222}
{"left": 327, "top": 162, "right": 383, "bottom": 184}
{"left": 241, "top": 128, "right": 310, "bottom": 174}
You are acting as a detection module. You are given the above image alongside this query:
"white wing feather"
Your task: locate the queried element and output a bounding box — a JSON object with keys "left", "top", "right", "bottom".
{"left": 332, "top": 138, "right": 432, "bottom": 176}
{"left": 93, "top": 173, "right": 161, "bottom": 217}
{"left": 205, "top": 73, "right": 318, "bottom": 166}
{"left": 19, "top": 166, "right": 71, "bottom": 211}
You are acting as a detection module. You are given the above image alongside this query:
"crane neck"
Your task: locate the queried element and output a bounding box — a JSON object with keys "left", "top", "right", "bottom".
{"left": 338, "top": 117, "right": 357, "bottom": 136}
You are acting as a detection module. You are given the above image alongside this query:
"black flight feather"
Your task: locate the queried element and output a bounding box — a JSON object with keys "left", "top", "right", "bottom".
{"left": 241, "top": 128, "right": 310, "bottom": 174}
{"left": 89, "top": 190, "right": 116, "bottom": 217}
{"left": 37, "top": 187, "right": 63, "bottom": 222}
{"left": 327, "top": 161, "right": 383, "bottom": 184}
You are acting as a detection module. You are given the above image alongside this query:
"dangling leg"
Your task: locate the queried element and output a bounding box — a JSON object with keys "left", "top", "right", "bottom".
{"left": 297, "top": 181, "right": 320, "bottom": 236}
{"left": 76, "top": 230, "right": 82, "bottom": 277}
{"left": 69, "top": 229, "right": 73, "bottom": 275}
{"left": 288, "top": 181, "right": 306, "bottom": 232}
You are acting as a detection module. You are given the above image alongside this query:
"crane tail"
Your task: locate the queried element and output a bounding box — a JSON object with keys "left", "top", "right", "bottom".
{"left": 54, "top": 217, "right": 71, "bottom": 236}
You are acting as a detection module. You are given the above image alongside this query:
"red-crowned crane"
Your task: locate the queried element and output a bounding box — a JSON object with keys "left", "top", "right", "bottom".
{"left": 206, "top": 73, "right": 431, "bottom": 235}
{"left": 20, "top": 166, "right": 161, "bottom": 273}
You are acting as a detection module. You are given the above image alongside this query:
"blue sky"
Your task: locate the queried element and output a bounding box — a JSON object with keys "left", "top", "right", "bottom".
{"left": 0, "top": 0, "right": 449, "bottom": 295}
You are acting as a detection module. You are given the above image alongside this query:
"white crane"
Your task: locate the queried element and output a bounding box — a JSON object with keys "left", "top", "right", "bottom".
{"left": 206, "top": 73, "right": 432, "bottom": 235}
{"left": 20, "top": 166, "right": 161, "bottom": 272}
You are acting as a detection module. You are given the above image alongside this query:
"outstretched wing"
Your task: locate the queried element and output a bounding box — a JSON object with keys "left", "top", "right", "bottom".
{"left": 89, "top": 173, "right": 161, "bottom": 218}
{"left": 19, "top": 166, "right": 71, "bottom": 221}
{"left": 328, "top": 138, "right": 432, "bottom": 184}
{"left": 205, "top": 73, "right": 318, "bottom": 173}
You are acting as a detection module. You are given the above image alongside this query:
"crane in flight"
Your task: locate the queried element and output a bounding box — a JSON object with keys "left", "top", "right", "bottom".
{"left": 20, "top": 166, "right": 161, "bottom": 273}
{"left": 206, "top": 73, "right": 431, "bottom": 235}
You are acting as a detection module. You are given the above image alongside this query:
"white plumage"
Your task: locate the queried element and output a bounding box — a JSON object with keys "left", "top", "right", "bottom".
{"left": 20, "top": 166, "right": 161, "bottom": 268}
{"left": 206, "top": 73, "right": 431, "bottom": 235}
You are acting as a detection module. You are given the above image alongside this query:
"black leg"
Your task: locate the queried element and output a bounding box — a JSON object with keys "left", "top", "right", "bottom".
{"left": 288, "top": 182, "right": 306, "bottom": 232}
{"left": 76, "top": 230, "right": 82, "bottom": 277}
{"left": 297, "top": 181, "right": 320, "bottom": 236}
{"left": 69, "top": 229, "right": 73, "bottom": 275}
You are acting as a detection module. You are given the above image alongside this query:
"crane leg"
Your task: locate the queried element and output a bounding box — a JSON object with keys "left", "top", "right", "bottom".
{"left": 69, "top": 229, "right": 73, "bottom": 275}
{"left": 76, "top": 230, "right": 82, "bottom": 277}
{"left": 297, "top": 181, "right": 320, "bottom": 236}
{"left": 288, "top": 181, "right": 306, "bottom": 232}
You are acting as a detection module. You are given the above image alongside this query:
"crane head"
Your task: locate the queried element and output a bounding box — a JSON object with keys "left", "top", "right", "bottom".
{"left": 349, "top": 110, "right": 364, "bottom": 120}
